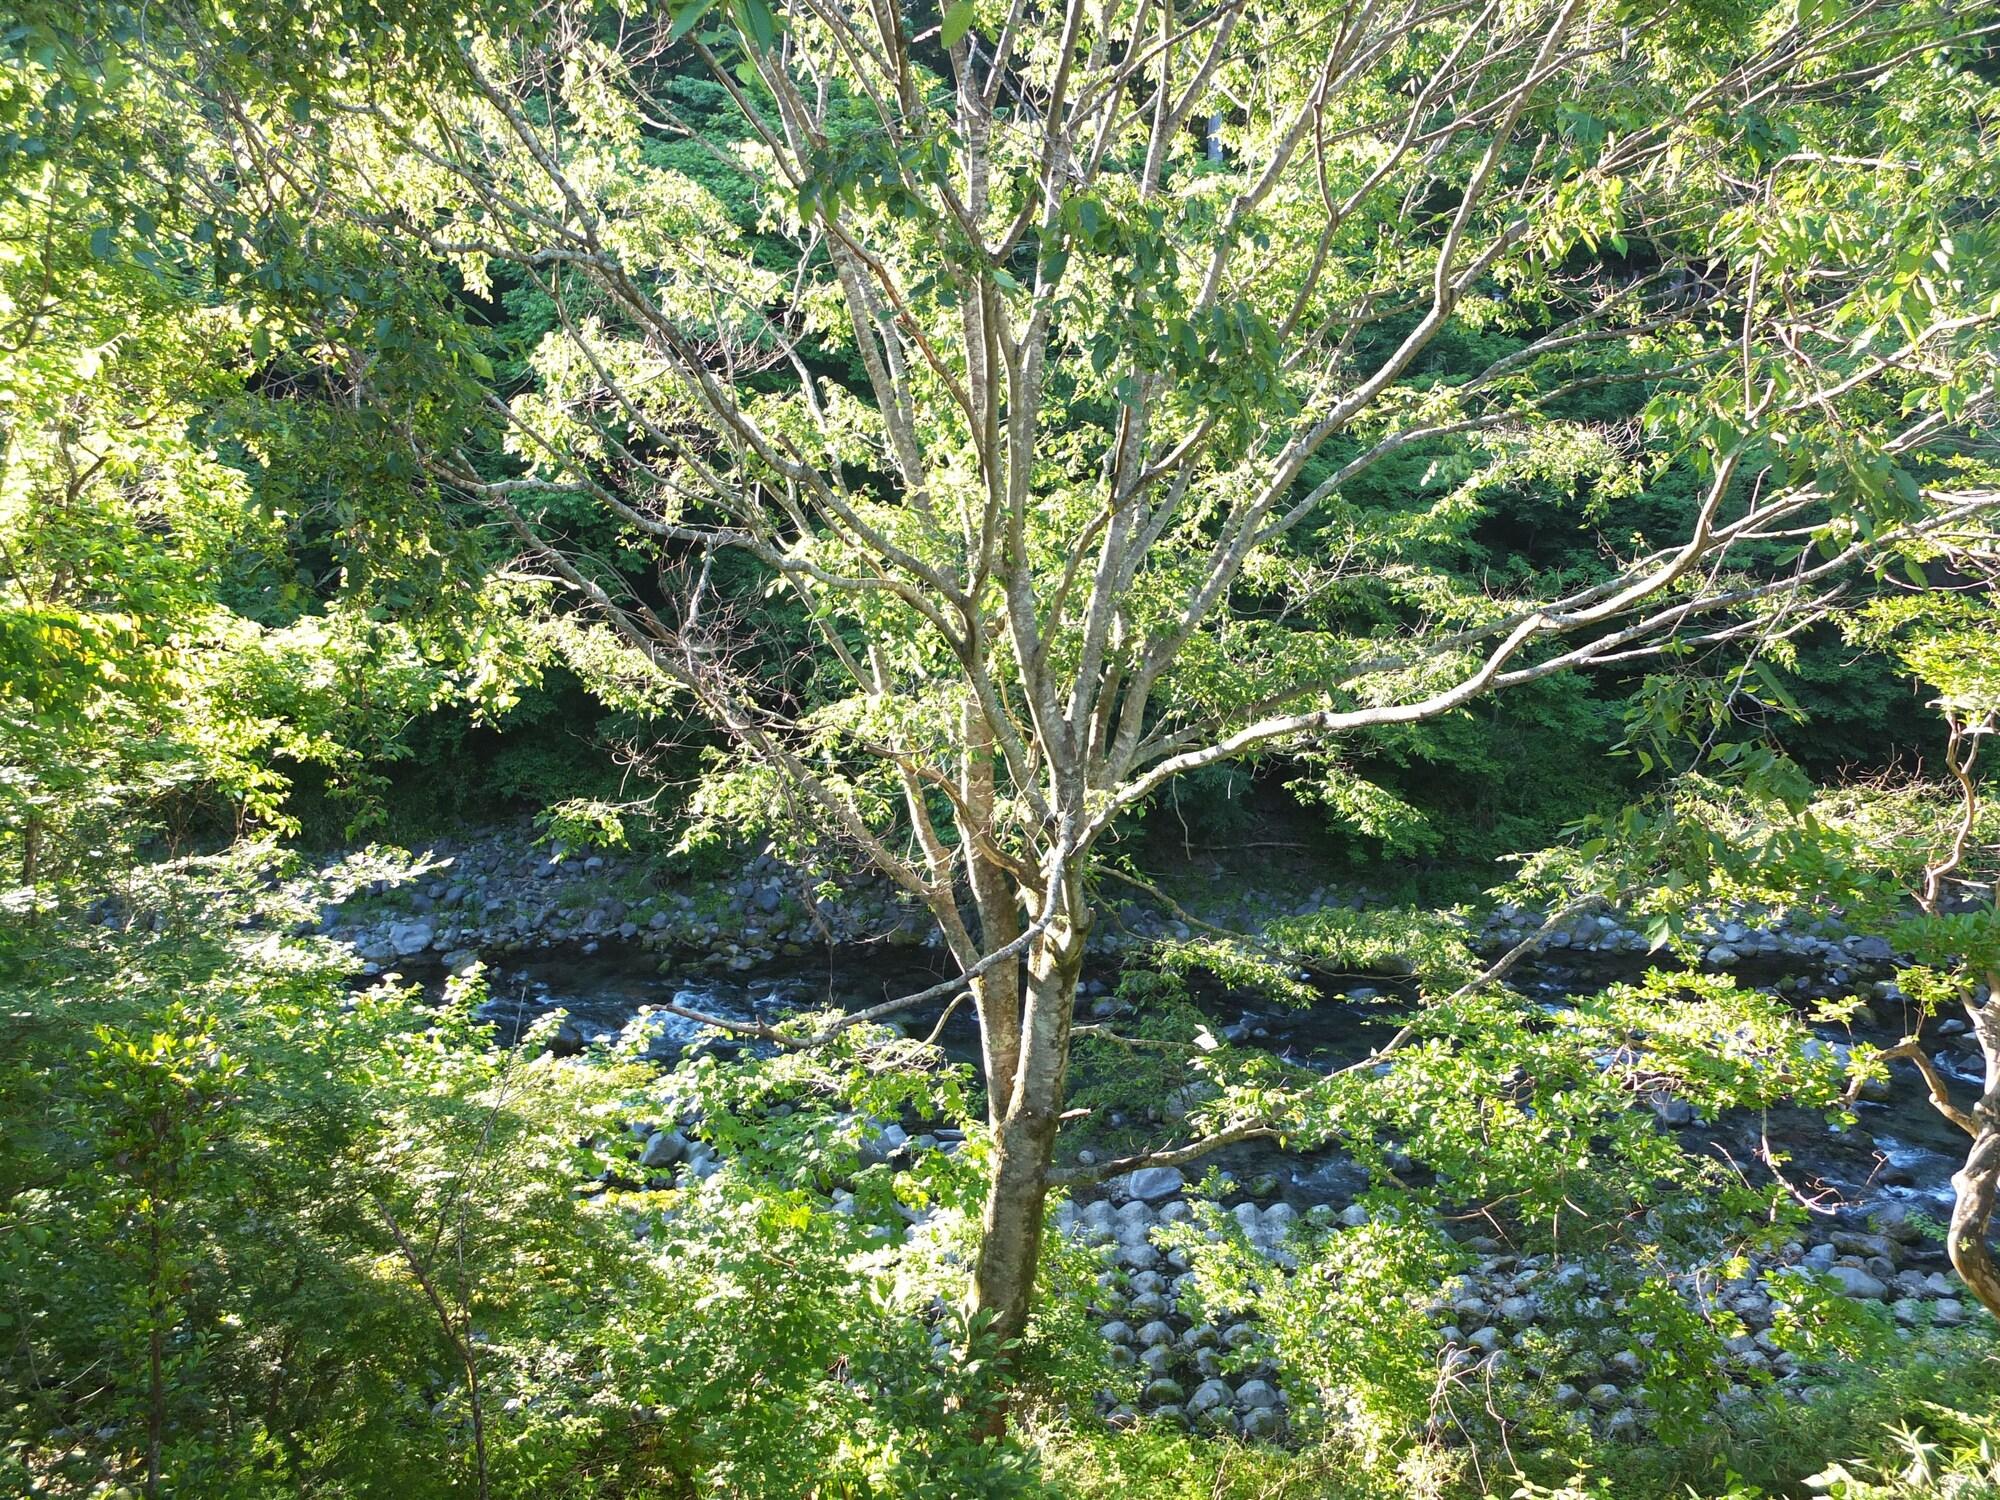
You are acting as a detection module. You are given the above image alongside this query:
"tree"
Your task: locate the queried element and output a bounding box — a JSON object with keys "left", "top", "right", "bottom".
{"left": 1842, "top": 550, "right": 2000, "bottom": 1319}
{"left": 0, "top": 12, "right": 272, "bottom": 893}
{"left": 1507, "top": 526, "right": 2000, "bottom": 1327}
{"left": 160, "top": 0, "right": 2000, "bottom": 1388}
{"left": 0, "top": 5, "right": 565, "bottom": 898}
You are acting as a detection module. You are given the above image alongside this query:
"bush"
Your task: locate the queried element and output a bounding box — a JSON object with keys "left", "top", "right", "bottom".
{"left": 0, "top": 849, "right": 1057, "bottom": 1498}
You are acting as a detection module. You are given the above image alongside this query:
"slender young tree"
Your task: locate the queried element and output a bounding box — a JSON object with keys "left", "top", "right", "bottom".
{"left": 169, "top": 0, "right": 2000, "bottom": 1369}
{"left": 1842, "top": 538, "right": 2000, "bottom": 1320}
{"left": 1907, "top": 701, "right": 2000, "bottom": 1320}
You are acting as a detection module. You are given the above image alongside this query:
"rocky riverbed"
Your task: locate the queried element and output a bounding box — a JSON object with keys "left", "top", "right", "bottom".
{"left": 303, "top": 827, "right": 1996, "bottom": 1443}
{"left": 317, "top": 822, "right": 1943, "bottom": 1001}
{"left": 381, "top": 942, "right": 1993, "bottom": 1448}
{"left": 1056, "top": 1162, "right": 1981, "bottom": 1442}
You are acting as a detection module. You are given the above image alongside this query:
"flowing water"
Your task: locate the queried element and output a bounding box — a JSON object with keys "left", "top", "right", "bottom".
{"left": 453, "top": 942, "right": 1971, "bottom": 1221}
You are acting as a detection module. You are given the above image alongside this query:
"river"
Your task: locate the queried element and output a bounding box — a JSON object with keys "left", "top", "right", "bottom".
{"left": 450, "top": 939, "right": 1971, "bottom": 1226}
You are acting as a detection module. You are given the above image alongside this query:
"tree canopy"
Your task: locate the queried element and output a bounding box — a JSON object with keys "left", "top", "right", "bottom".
{"left": 4, "top": 0, "right": 2000, "bottom": 1494}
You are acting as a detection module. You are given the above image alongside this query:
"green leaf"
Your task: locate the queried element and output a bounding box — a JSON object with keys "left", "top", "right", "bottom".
{"left": 1750, "top": 662, "right": 1803, "bottom": 721}
{"left": 669, "top": 0, "right": 721, "bottom": 42}
{"left": 940, "top": 0, "right": 975, "bottom": 47}
{"left": 739, "top": 0, "right": 776, "bottom": 52}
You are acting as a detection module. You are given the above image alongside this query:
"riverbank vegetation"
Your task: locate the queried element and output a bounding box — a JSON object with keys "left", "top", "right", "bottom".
{"left": 4, "top": 0, "right": 2000, "bottom": 1494}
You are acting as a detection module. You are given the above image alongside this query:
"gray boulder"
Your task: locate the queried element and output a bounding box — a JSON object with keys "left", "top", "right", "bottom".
{"left": 1241, "top": 1406, "right": 1282, "bottom": 1440}
{"left": 1187, "top": 1379, "right": 1235, "bottom": 1416}
{"left": 640, "top": 1130, "right": 688, "bottom": 1169}
{"left": 388, "top": 920, "right": 435, "bottom": 957}
{"left": 859, "top": 1122, "right": 909, "bottom": 1165}
{"left": 1124, "top": 1167, "right": 1186, "bottom": 1202}
{"left": 1650, "top": 1094, "right": 1694, "bottom": 1127}
{"left": 1831, "top": 1230, "right": 1898, "bottom": 1264}
{"left": 1826, "top": 1265, "right": 1888, "bottom": 1301}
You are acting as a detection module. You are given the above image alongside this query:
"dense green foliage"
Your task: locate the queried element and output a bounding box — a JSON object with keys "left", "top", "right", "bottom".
{"left": 8, "top": 850, "right": 2000, "bottom": 1498}
{"left": 5, "top": 0, "right": 2000, "bottom": 1495}
{"left": 0, "top": 853, "right": 1057, "bottom": 1496}
{"left": 3, "top": 0, "right": 1991, "bottom": 867}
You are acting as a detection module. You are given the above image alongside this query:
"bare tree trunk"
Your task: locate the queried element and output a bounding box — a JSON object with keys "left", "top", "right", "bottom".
{"left": 375, "top": 1197, "right": 490, "bottom": 1500}
{"left": 1896, "top": 711, "right": 2000, "bottom": 1322}
{"left": 965, "top": 907, "right": 1086, "bottom": 1425}
{"left": 968, "top": 1101, "right": 1060, "bottom": 1350}
{"left": 969, "top": 906, "right": 1022, "bottom": 1127}
{"left": 961, "top": 701, "right": 1023, "bottom": 1127}
{"left": 1951, "top": 1125, "right": 2000, "bottom": 1316}
{"left": 1950, "top": 998, "right": 2000, "bottom": 1318}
